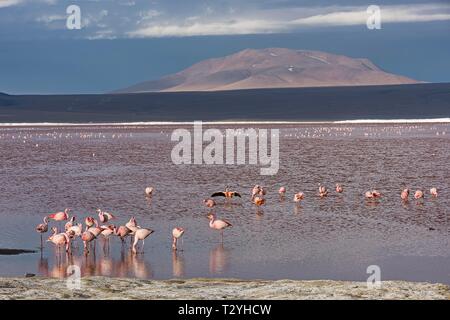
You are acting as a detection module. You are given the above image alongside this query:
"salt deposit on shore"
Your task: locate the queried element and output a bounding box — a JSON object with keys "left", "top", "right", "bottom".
{"left": 0, "top": 277, "right": 448, "bottom": 300}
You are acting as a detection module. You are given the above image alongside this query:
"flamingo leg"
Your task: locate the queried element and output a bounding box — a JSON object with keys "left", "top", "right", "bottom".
{"left": 40, "top": 234, "right": 43, "bottom": 250}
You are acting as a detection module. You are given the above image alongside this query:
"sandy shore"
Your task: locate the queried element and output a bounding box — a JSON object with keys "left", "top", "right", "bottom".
{"left": 0, "top": 277, "right": 448, "bottom": 300}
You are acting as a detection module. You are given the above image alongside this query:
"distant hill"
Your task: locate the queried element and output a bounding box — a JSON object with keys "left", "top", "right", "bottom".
{"left": 0, "top": 83, "right": 449, "bottom": 123}
{"left": 114, "top": 48, "right": 420, "bottom": 93}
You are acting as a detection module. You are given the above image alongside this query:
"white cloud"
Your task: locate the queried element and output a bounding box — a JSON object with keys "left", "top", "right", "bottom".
{"left": 127, "top": 3, "right": 450, "bottom": 38}
{"left": 35, "top": 14, "right": 65, "bottom": 24}
{"left": 0, "top": 0, "right": 22, "bottom": 8}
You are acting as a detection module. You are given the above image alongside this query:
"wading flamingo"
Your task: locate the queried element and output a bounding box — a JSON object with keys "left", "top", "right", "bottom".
{"left": 132, "top": 228, "right": 154, "bottom": 254}
{"left": 203, "top": 199, "right": 216, "bottom": 208}
{"left": 401, "top": 188, "right": 409, "bottom": 201}
{"left": 293, "top": 192, "right": 304, "bottom": 203}
{"left": 278, "top": 187, "right": 286, "bottom": 195}
{"left": 207, "top": 213, "right": 232, "bottom": 242}
{"left": 81, "top": 226, "right": 96, "bottom": 253}
{"left": 251, "top": 185, "right": 261, "bottom": 199}
{"left": 172, "top": 227, "right": 185, "bottom": 251}
{"left": 114, "top": 225, "right": 131, "bottom": 243}
{"left": 64, "top": 216, "right": 76, "bottom": 232}
{"left": 365, "top": 190, "right": 381, "bottom": 199}
{"left": 47, "top": 227, "right": 71, "bottom": 253}
{"left": 145, "top": 187, "right": 154, "bottom": 197}
{"left": 85, "top": 216, "right": 95, "bottom": 227}
{"left": 335, "top": 184, "right": 343, "bottom": 193}
{"left": 414, "top": 190, "right": 424, "bottom": 199}
{"left": 252, "top": 195, "right": 266, "bottom": 206}
{"left": 318, "top": 185, "right": 328, "bottom": 197}
{"left": 66, "top": 223, "right": 83, "bottom": 239}
{"left": 97, "top": 209, "right": 115, "bottom": 223}
{"left": 36, "top": 216, "right": 49, "bottom": 248}
{"left": 430, "top": 188, "right": 438, "bottom": 197}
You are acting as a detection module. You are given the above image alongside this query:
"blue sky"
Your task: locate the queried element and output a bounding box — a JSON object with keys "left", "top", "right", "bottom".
{"left": 0, "top": 0, "right": 449, "bottom": 94}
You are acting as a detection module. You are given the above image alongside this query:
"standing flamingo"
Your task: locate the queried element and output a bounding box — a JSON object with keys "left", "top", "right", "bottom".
{"left": 252, "top": 195, "right": 266, "bottom": 206}
{"left": 114, "top": 225, "right": 131, "bottom": 243}
{"left": 335, "top": 184, "right": 343, "bottom": 193}
{"left": 47, "top": 227, "right": 71, "bottom": 253}
{"left": 318, "top": 185, "right": 328, "bottom": 197}
{"left": 36, "top": 216, "right": 49, "bottom": 249}
{"left": 400, "top": 188, "right": 409, "bottom": 201}
{"left": 172, "top": 227, "right": 185, "bottom": 251}
{"left": 81, "top": 226, "right": 96, "bottom": 253}
{"left": 293, "top": 192, "right": 304, "bottom": 202}
{"left": 85, "top": 216, "right": 95, "bottom": 227}
{"left": 251, "top": 185, "right": 261, "bottom": 199}
{"left": 66, "top": 223, "right": 83, "bottom": 239}
{"left": 145, "top": 187, "right": 154, "bottom": 197}
{"left": 207, "top": 213, "right": 232, "bottom": 243}
{"left": 97, "top": 209, "right": 115, "bottom": 223}
{"left": 414, "top": 190, "right": 424, "bottom": 199}
{"left": 430, "top": 188, "right": 438, "bottom": 197}
{"left": 48, "top": 208, "right": 70, "bottom": 230}
{"left": 132, "top": 228, "right": 154, "bottom": 254}
{"left": 278, "top": 187, "right": 286, "bottom": 195}
{"left": 64, "top": 216, "right": 76, "bottom": 232}
{"left": 365, "top": 190, "right": 381, "bottom": 199}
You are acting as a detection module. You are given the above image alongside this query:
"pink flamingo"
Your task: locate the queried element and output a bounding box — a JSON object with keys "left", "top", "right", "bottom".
{"left": 85, "top": 216, "right": 95, "bottom": 227}
{"left": 207, "top": 213, "right": 232, "bottom": 242}
{"left": 400, "top": 188, "right": 409, "bottom": 201}
{"left": 132, "top": 228, "right": 154, "bottom": 254}
{"left": 251, "top": 185, "right": 261, "bottom": 199}
{"left": 293, "top": 192, "right": 304, "bottom": 202}
{"left": 125, "top": 216, "right": 137, "bottom": 230}
{"left": 145, "top": 187, "right": 154, "bottom": 197}
{"left": 66, "top": 223, "right": 82, "bottom": 239}
{"left": 414, "top": 190, "right": 424, "bottom": 199}
{"left": 252, "top": 195, "right": 265, "bottom": 206}
{"left": 172, "top": 227, "right": 185, "bottom": 251}
{"left": 335, "top": 184, "right": 343, "bottom": 193}
{"left": 101, "top": 225, "right": 115, "bottom": 252}
{"left": 47, "top": 227, "right": 71, "bottom": 253}
{"left": 48, "top": 208, "right": 70, "bottom": 230}
{"left": 64, "top": 216, "right": 76, "bottom": 232}
{"left": 318, "top": 185, "right": 328, "bottom": 197}
{"left": 88, "top": 220, "right": 105, "bottom": 238}
{"left": 430, "top": 188, "right": 438, "bottom": 197}
{"left": 203, "top": 199, "right": 216, "bottom": 208}
{"left": 81, "top": 226, "right": 96, "bottom": 253}
{"left": 36, "top": 216, "right": 49, "bottom": 248}
{"left": 97, "top": 209, "right": 115, "bottom": 223}
{"left": 114, "top": 225, "right": 131, "bottom": 243}
{"left": 365, "top": 190, "right": 381, "bottom": 199}
{"left": 278, "top": 186, "right": 286, "bottom": 195}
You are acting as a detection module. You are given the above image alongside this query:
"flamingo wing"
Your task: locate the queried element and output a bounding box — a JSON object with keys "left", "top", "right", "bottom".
{"left": 233, "top": 192, "right": 242, "bottom": 198}
{"left": 222, "top": 219, "right": 233, "bottom": 227}
{"left": 211, "top": 192, "right": 226, "bottom": 197}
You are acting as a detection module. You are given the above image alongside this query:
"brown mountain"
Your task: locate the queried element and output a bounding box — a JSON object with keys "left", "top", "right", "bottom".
{"left": 115, "top": 48, "right": 420, "bottom": 93}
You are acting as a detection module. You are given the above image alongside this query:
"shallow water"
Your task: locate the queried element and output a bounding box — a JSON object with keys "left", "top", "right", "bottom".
{"left": 0, "top": 123, "right": 449, "bottom": 283}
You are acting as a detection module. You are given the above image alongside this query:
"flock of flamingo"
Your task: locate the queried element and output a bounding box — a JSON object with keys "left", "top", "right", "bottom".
{"left": 36, "top": 184, "right": 439, "bottom": 255}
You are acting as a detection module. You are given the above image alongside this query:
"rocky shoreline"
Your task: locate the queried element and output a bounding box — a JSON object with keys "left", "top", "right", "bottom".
{"left": 0, "top": 277, "right": 448, "bottom": 300}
